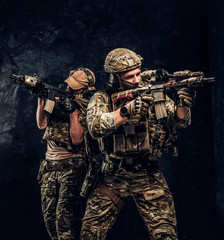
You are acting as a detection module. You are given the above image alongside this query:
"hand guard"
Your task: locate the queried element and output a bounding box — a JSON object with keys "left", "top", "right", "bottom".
{"left": 29, "top": 84, "right": 43, "bottom": 97}
{"left": 125, "top": 96, "right": 153, "bottom": 117}
{"left": 59, "top": 97, "right": 76, "bottom": 113}
{"left": 176, "top": 87, "right": 196, "bottom": 108}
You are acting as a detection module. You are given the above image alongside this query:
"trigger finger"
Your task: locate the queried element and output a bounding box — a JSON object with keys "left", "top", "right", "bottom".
{"left": 142, "top": 101, "right": 149, "bottom": 108}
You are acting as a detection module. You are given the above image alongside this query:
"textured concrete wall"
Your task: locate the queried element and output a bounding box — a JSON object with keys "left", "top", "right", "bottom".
{"left": 0, "top": 0, "right": 220, "bottom": 239}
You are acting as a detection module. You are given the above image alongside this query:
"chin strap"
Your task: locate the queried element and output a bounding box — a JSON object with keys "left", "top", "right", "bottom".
{"left": 121, "top": 78, "right": 140, "bottom": 89}
{"left": 115, "top": 73, "right": 124, "bottom": 90}
{"left": 113, "top": 73, "right": 140, "bottom": 91}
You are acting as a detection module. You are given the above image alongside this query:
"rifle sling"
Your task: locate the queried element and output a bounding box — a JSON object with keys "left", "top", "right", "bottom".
{"left": 97, "top": 183, "right": 124, "bottom": 208}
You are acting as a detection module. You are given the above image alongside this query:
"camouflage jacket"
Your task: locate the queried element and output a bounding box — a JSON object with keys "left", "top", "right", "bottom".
{"left": 86, "top": 89, "right": 191, "bottom": 160}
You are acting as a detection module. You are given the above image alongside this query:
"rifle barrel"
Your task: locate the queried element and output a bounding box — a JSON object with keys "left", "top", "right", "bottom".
{"left": 9, "top": 74, "right": 19, "bottom": 79}
{"left": 203, "top": 77, "right": 215, "bottom": 82}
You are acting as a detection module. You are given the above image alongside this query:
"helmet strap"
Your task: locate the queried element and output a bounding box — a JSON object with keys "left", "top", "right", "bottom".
{"left": 118, "top": 77, "right": 140, "bottom": 90}
{"left": 116, "top": 73, "right": 124, "bottom": 90}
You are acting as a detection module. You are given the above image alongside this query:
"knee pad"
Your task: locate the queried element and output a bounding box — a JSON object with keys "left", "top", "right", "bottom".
{"left": 152, "top": 225, "right": 177, "bottom": 240}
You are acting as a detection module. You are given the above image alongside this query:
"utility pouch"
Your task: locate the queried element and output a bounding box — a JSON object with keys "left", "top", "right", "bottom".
{"left": 112, "top": 122, "right": 150, "bottom": 156}
{"left": 126, "top": 134, "right": 138, "bottom": 152}
{"left": 113, "top": 134, "right": 126, "bottom": 154}
{"left": 137, "top": 132, "right": 150, "bottom": 152}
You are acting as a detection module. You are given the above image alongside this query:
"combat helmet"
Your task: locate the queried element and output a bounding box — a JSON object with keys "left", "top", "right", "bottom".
{"left": 104, "top": 48, "right": 143, "bottom": 74}
{"left": 104, "top": 48, "right": 143, "bottom": 90}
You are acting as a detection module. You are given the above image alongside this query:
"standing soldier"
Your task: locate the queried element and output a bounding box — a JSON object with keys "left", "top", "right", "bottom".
{"left": 36, "top": 68, "right": 96, "bottom": 240}
{"left": 80, "top": 48, "right": 196, "bottom": 240}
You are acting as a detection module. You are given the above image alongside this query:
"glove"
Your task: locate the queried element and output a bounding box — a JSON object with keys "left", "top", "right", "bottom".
{"left": 123, "top": 96, "right": 153, "bottom": 118}
{"left": 59, "top": 97, "right": 76, "bottom": 113}
{"left": 176, "top": 87, "right": 196, "bottom": 108}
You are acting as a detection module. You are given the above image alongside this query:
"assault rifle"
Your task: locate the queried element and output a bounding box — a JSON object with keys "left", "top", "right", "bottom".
{"left": 111, "top": 69, "right": 215, "bottom": 120}
{"left": 9, "top": 74, "right": 84, "bottom": 113}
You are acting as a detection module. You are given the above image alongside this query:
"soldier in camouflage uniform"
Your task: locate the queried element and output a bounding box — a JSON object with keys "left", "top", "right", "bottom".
{"left": 36, "top": 68, "right": 96, "bottom": 240}
{"left": 80, "top": 48, "right": 196, "bottom": 240}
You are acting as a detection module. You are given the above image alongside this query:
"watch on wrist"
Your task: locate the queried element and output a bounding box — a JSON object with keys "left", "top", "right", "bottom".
{"left": 120, "top": 106, "right": 130, "bottom": 118}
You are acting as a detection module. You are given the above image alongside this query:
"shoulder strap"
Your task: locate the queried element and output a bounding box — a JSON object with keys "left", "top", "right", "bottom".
{"left": 97, "top": 183, "right": 124, "bottom": 208}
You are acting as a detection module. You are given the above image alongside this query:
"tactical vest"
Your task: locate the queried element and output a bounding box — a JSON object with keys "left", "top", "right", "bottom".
{"left": 97, "top": 94, "right": 176, "bottom": 161}
{"left": 42, "top": 105, "right": 85, "bottom": 153}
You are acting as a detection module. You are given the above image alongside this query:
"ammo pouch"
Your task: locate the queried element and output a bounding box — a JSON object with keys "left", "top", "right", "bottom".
{"left": 112, "top": 121, "right": 150, "bottom": 157}
{"left": 110, "top": 93, "right": 150, "bottom": 157}
{"left": 98, "top": 121, "right": 151, "bottom": 158}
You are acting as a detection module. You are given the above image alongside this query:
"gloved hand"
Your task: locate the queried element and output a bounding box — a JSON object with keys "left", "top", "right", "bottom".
{"left": 176, "top": 87, "right": 196, "bottom": 108}
{"left": 59, "top": 97, "right": 76, "bottom": 113}
{"left": 125, "top": 96, "right": 153, "bottom": 117}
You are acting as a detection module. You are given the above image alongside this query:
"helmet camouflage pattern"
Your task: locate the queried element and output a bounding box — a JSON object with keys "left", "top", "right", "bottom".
{"left": 104, "top": 48, "right": 143, "bottom": 74}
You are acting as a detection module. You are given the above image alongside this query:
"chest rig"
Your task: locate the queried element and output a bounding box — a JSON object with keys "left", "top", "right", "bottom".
{"left": 42, "top": 104, "right": 85, "bottom": 153}
{"left": 98, "top": 92, "right": 174, "bottom": 160}
{"left": 112, "top": 119, "right": 150, "bottom": 158}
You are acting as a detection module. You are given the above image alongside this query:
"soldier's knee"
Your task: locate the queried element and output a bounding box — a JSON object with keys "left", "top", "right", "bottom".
{"left": 80, "top": 229, "right": 99, "bottom": 240}
{"left": 151, "top": 225, "right": 177, "bottom": 240}
{"left": 81, "top": 222, "right": 94, "bottom": 240}
{"left": 81, "top": 222, "right": 107, "bottom": 240}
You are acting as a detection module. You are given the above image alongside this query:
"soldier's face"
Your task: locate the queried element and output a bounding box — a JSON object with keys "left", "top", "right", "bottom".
{"left": 119, "top": 68, "right": 141, "bottom": 89}
{"left": 120, "top": 68, "right": 141, "bottom": 84}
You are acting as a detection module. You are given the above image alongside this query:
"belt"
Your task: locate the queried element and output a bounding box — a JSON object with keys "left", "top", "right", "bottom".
{"left": 104, "top": 155, "right": 158, "bottom": 171}
{"left": 40, "top": 157, "right": 84, "bottom": 172}
{"left": 105, "top": 155, "right": 145, "bottom": 165}
{"left": 105, "top": 155, "right": 142, "bottom": 171}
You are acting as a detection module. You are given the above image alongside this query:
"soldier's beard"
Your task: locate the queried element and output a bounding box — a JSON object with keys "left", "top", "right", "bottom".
{"left": 120, "top": 79, "right": 140, "bottom": 90}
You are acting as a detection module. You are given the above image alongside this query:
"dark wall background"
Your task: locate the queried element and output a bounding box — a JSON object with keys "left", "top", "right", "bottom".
{"left": 0, "top": 0, "right": 223, "bottom": 239}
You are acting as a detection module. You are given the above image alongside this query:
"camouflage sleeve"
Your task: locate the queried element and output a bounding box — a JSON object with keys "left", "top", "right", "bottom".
{"left": 165, "top": 97, "right": 191, "bottom": 128}
{"left": 86, "top": 90, "right": 117, "bottom": 139}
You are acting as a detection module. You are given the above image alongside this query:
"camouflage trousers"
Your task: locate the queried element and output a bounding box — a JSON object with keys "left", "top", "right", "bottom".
{"left": 38, "top": 158, "right": 87, "bottom": 240}
{"left": 80, "top": 163, "right": 177, "bottom": 240}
